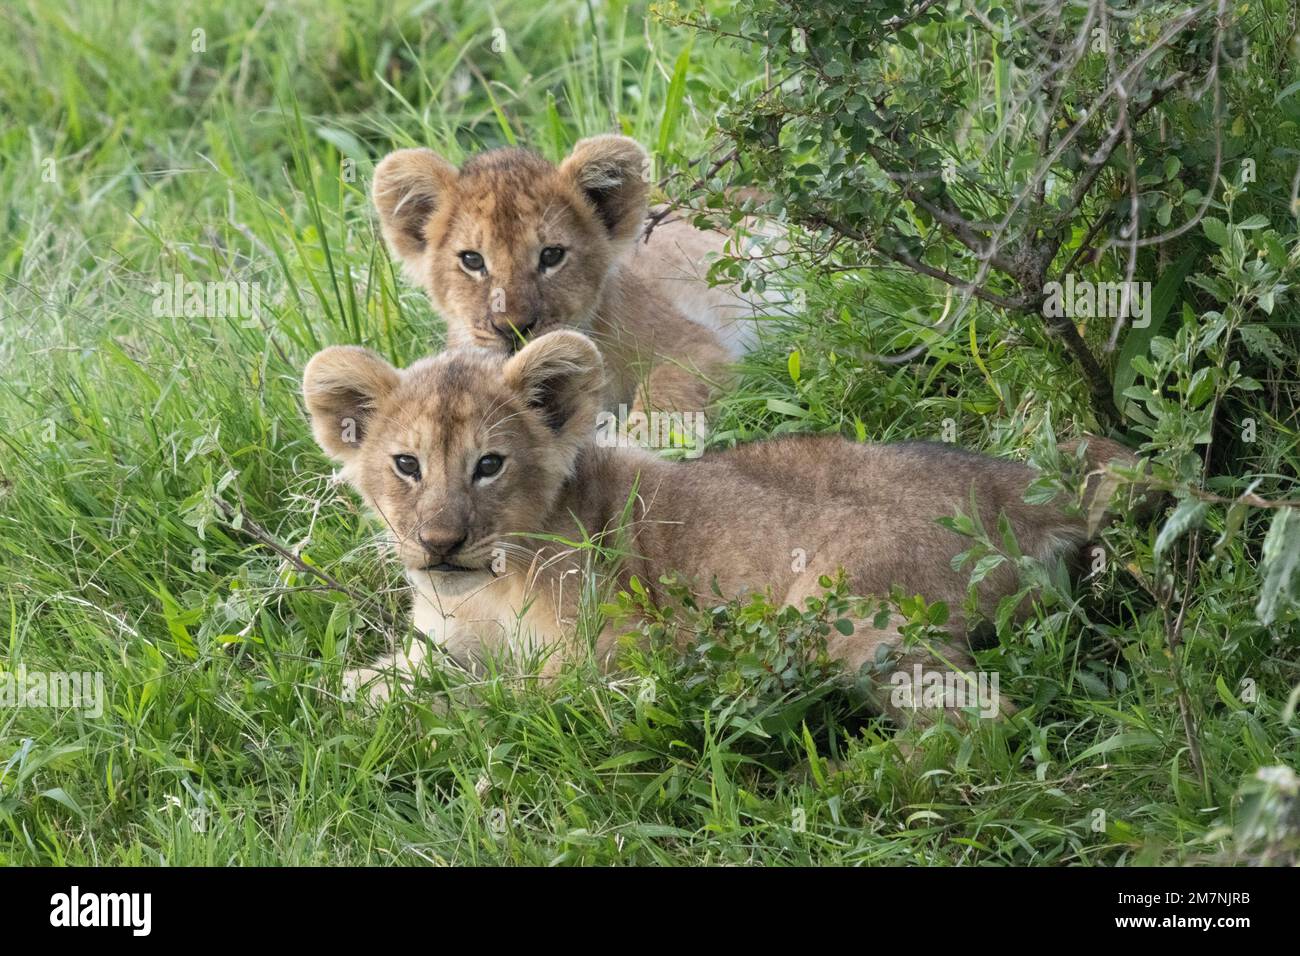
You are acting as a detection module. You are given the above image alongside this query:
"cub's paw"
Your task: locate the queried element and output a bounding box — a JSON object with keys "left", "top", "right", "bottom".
{"left": 340, "top": 662, "right": 456, "bottom": 716}
{"left": 341, "top": 665, "right": 407, "bottom": 709}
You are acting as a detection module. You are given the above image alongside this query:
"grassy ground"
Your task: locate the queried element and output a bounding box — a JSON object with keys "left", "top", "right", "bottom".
{"left": 0, "top": 0, "right": 1297, "bottom": 865}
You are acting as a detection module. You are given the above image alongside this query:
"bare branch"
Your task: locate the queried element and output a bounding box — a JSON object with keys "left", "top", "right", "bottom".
{"left": 215, "top": 497, "right": 403, "bottom": 632}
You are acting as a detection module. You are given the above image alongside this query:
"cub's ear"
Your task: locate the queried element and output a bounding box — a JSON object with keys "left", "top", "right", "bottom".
{"left": 372, "top": 148, "right": 458, "bottom": 267}
{"left": 303, "top": 346, "right": 400, "bottom": 460}
{"left": 503, "top": 331, "right": 605, "bottom": 437}
{"left": 557, "top": 135, "right": 650, "bottom": 243}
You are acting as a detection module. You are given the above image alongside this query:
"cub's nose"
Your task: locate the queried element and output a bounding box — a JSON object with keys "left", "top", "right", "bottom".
{"left": 491, "top": 316, "right": 537, "bottom": 348}
{"left": 418, "top": 530, "right": 468, "bottom": 565}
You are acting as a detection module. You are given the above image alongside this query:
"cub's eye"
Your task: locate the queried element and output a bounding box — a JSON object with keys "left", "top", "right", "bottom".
{"left": 473, "top": 453, "right": 504, "bottom": 481}
{"left": 539, "top": 246, "right": 565, "bottom": 269}
{"left": 393, "top": 454, "right": 421, "bottom": 479}
{"left": 459, "top": 251, "right": 486, "bottom": 273}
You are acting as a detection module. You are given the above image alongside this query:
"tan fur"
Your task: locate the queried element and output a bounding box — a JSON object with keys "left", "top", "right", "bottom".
{"left": 304, "top": 333, "right": 1145, "bottom": 723}
{"left": 371, "top": 136, "right": 768, "bottom": 416}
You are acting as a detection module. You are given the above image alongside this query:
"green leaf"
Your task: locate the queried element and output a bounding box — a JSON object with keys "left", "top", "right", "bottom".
{"left": 1214, "top": 676, "right": 1244, "bottom": 711}
{"left": 802, "top": 723, "right": 826, "bottom": 788}
{"left": 1256, "top": 509, "right": 1300, "bottom": 626}
{"left": 765, "top": 398, "right": 808, "bottom": 418}
{"left": 1202, "top": 216, "right": 1229, "bottom": 248}
{"left": 968, "top": 553, "right": 1006, "bottom": 585}
{"left": 1071, "top": 732, "right": 1161, "bottom": 764}
{"left": 1213, "top": 500, "right": 1248, "bottom": 559}
{"left": 1186, "top": 365, "right": 1218, "bottom": 408}
{"left": 1276, "top": 78, "right": 1300, "bottom": 103}
{"left": 1154, "top": 499, "right": 1209, "bottom": 560}
{"left": 905, "top": 810, "right": 945, "bottom": 826}
{"left": 39, "top": 788, "right": 86, "bottom": 820}
{"left": 656, "top": 41, "right": 692, "bottom": 162}
{"left": 313, "top": 125, "right": 367, "bottom": 161}
{"left": 594, "top": 751, "right": 662, "bottom": 771}
{"left": 1238, "top": 324, "right": 1291, "bottom": 367}
{"left": 1113, "top": 252, "right": 1196, "bottom": 411}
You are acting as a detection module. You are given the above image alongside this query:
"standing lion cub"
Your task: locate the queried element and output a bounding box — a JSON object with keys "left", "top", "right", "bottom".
{"left": 372, "top": 135, "right": 766, "bottom": 416}
{"left": 303, "top": 331, "right": 1138, "bottom": 722}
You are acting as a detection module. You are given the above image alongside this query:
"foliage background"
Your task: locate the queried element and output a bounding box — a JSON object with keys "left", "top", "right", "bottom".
{"left": 0, "top": 0, "right": 1297, "bottom": 864}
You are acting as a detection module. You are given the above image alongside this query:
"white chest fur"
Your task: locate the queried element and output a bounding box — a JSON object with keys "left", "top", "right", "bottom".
{"left": 406, "top": 566, "right": 569, "bottom": 671}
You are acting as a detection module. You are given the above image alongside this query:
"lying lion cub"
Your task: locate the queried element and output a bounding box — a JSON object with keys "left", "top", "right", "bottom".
{"left": 372, "top": 135, "right": 767, "bottom": 416}
{"left": 304, "top": 332, "right": 1133, "bottom": 722}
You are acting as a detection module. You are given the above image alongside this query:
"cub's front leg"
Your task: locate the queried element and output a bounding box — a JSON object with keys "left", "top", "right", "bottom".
{"left": 341, "top": 637, "right": 434, "bottom": 707}
{"left": 342, "top": 567, "right": 578, "bottom": 706}
{"left": 342, "top": 570, "right": 492, "bottom": 707}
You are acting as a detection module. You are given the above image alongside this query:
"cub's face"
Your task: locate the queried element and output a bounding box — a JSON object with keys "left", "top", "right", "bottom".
{"left": 372, "top": 136, "right": 651, "bottom": 352}
{"left": 303, "top": 332, "right": 604, "bottom": 574}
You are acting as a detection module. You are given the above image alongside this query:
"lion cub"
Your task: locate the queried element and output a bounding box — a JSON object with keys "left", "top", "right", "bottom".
{"left": 372, "top": 135, "right": 765, "bottom": 416}
{"left": 304, "top": 332, "right": 1137, "bottom": 722}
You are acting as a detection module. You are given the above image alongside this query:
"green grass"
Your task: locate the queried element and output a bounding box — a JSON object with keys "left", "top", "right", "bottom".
{"left": 0, "top": 0, "right": 1297, "bottom": 866}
